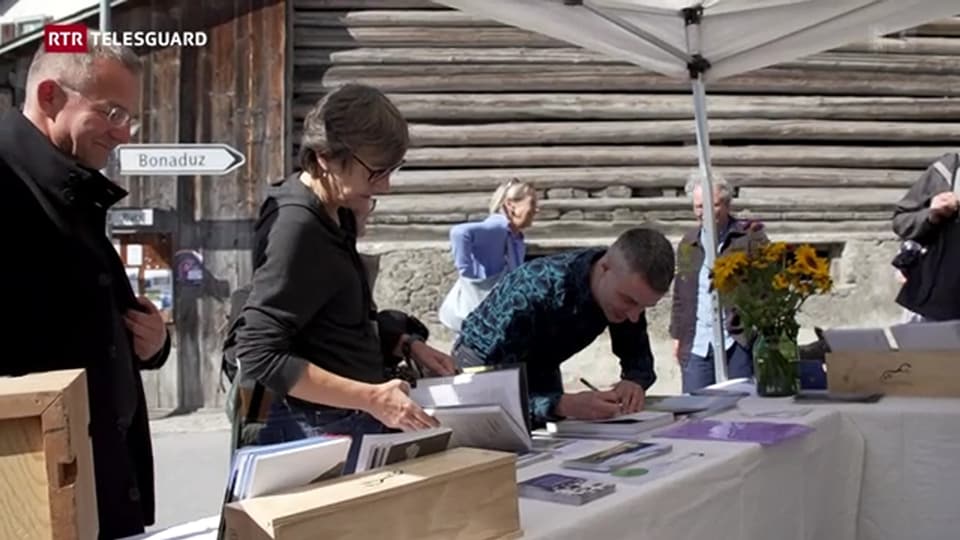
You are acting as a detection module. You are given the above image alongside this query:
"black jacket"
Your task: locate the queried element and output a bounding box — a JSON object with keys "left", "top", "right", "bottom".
{"left": 0, "top": 110, "right": 170, "bottom": 539}
{"left": 893, "top": 152, "right": 960, "bottom": 321}
{"left": 235, "top": 175, "right": 413, "bottom": 408}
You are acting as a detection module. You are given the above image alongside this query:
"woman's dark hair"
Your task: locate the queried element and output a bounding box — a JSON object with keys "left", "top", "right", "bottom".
{"left": 298, "top": 83, "right": 409, "bottom": 178}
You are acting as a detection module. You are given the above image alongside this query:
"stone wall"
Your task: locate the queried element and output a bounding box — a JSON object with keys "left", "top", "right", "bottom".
{"left": 362, "top": 237, "right": 906, "bottom": 395}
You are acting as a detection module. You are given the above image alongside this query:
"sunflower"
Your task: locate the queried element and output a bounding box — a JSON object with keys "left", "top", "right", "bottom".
{"left": 772, "top": 272, "right": 791, "bottom": 291}
{"left": 762, "top": 242, "right": 788, "bottom": 264}
{"left": 712, "top": 250, "right": 748, "bottom": 293}
{"left": 790, "top": 244, "right": 820, "bottom": 277}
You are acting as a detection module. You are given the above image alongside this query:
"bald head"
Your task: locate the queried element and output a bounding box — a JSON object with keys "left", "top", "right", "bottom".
{"left": 23, "top": 37, "right": 142, "bottom": 169}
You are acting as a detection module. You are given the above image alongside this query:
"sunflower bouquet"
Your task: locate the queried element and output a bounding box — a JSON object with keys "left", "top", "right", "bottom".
{"left": 712, "top": 242, "right": 833, "bottom": 396}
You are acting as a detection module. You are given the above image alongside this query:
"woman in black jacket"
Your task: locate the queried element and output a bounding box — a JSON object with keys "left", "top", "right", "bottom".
{"left": 233, "top": 84, "right": 454, "bottom": 471}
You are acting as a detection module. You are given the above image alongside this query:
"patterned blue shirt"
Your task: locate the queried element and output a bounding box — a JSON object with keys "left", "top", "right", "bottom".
{"left": 457, "top": 248, "right": 658, "bottom": 427}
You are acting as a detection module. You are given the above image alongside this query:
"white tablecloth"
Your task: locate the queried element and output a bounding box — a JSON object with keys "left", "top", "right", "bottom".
{"left": 822, "top": 397, "right": 960, "bottom": 540}
{"left": 518, "top": 404, "right": 863, "bottom": 540}
{"left": 129, "top": 403, "right": 864, "bottom": 540}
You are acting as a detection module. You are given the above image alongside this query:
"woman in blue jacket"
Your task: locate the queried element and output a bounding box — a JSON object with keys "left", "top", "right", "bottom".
{"left": 439, "top": 178, "right": 537, "bottom": 331}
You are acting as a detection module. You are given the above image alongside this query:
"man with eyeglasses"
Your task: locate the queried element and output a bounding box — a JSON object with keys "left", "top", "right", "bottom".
{"left": 0, "top": 43, "right": 169, "bottom": 538}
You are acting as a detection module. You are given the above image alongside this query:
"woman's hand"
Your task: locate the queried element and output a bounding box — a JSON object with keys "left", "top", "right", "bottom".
{"left": 410, "top": 341, "right": 457, "bottom": 376}
{"left": 365, "top": 379, "right": 439, "bottom": 431}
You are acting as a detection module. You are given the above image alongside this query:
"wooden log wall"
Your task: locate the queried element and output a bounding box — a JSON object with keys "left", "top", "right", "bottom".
{"left": 291, "top": 0, "right": 960, "bottom": 242}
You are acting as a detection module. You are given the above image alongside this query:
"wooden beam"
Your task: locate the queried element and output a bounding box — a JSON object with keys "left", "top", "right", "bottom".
{"left": 294, "top": 9, "right": 493, "bottom": 27}
{"left": 302, "top": 65, "right": 960, "bottom": 96}
{"left": 399, "top": 145, "right": 953, "bottom": 169}
{"left": 292, "top": 11, "right": 960, "bottom": 37}
{"left": 297, "top": 120, "right": 960, "bottom": 146}
{"left": 738, "top": 187, "right": 906, "bottom": 202}
{"left": 371, "top": 193, "right": 898, "bottom": 216}
{"left": 292, "top": 25, "right": 960, "bottom": 54}
{"left": 835, "top": 36, "right": 960, "bottom": 55}
{"left": 293, "top": 26, "right": 561, "bottom": 48}
{"left": 913, "top": 17, "right": 960, "bottom": 37}
{"left": 294, "top": 47, "right": 960, "bottom": 75}
{"left": 293, "top": 0, "right": 439, "bottom": 8}
{"left": 293, "top": 94, "right": 960, "bottom": 121}
{"left": 363, "top": 221, "right": 893, "bottom": 242}
{"left": 386, "top": 166, "right": 921, "bottom": 193}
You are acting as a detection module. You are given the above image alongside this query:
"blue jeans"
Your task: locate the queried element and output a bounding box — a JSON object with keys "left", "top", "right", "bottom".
{"left": 682, "top": 343, "right": 753, "bottom": 394}
{"left": 256, "top": 399, "right": 392, "bottom": 474}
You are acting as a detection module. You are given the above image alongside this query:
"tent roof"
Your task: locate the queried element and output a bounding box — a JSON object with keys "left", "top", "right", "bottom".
{"left": 434, "top": 0, "right": 959, "bottom": 81}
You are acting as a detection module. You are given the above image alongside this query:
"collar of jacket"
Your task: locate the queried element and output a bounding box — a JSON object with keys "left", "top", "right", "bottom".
{"left": 680, "top": 216, "right": 760, "bottom": 248}
{"left": 486, "top": 212, "right": 524, "bottom": 240}
{"left": 271, "top": 172, "right": 360, "bottom": 245}
{"left": 0, "top": 109, "right": 127, "bottom": 212}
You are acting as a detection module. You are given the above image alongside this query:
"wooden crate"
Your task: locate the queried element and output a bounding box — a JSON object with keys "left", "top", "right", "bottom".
{"left": 826, "top": 351, "right": 960, "bottom": 397}
{"left": 0, "top": 369, "right": 97, "bottom": 540}
{"left": 224, "top": 447, "right": 522, "bottom": 540}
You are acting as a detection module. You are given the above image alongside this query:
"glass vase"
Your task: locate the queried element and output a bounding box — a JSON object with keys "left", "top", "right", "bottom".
{"left": 753, "top": 332, "right": 800, "bottom": 397}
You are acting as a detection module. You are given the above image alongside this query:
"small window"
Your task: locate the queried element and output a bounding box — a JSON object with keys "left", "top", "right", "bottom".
{"left": 14, "top": 16, "right": 48, "bottom": 37}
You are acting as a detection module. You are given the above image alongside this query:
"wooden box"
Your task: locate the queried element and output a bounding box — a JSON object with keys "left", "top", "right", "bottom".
{"left": 224, "top": 447, "right": 522, "bottom": 540}
{"left": 0, "top": 369, "right": 97, "bottom": 540}
{"left": 827, "top": 351, "right": 960, "bottom": 397}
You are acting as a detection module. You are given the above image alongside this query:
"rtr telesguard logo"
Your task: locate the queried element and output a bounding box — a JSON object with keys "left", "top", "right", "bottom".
{"left": 44, "top": 24, "right": 207, "bottom": 52}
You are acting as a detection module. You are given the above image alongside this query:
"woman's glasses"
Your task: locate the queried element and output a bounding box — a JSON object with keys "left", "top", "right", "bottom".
{"left": 350, "top": 151, "right": 405, "bottom": 184}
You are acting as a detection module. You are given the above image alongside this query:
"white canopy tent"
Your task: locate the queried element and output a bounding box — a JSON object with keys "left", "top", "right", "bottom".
{"left": 434, "top": 0, "right": 959, "bottom": 382}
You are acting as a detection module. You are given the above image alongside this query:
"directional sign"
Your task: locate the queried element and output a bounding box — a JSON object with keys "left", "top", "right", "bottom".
{"left": 116, "top": 143, "right": 246, "bottom": 176}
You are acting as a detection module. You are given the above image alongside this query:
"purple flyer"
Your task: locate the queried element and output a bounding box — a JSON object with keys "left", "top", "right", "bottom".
{"left": 656, "top": 420, "right": 815, "bottom": 446}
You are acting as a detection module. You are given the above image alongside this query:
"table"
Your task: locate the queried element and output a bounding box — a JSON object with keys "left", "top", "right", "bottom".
{"left": 707, "top": 379, "right": 960, "bottom": 540}
{"left": 519, "top": 405, "right": 863, "bottom": 540}
{"left": 128, "top": 402, "right": 864, "bottom": 540}
{"left": 822, "top": 397, "right": 960, "bottom": 540}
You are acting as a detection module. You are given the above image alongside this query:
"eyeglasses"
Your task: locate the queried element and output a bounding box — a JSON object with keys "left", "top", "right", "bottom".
{"left": 350, "top": 151, "right": 406, "bottom": 184}
{"left": 59, "top": 81, "right": 141, "bottom": 134}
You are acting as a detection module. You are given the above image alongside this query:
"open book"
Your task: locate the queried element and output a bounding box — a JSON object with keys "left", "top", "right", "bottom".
{"left": 354, "top": 427, "right": 453, "bottom": 473}
{"left": 545, "top": 410, "right": 675, "bottom": 439}
{"left": 424, "top": 404, "right": 531, "bottom": 453}
{"left": 411, "top": 366, "right": 532, "bottom": 453}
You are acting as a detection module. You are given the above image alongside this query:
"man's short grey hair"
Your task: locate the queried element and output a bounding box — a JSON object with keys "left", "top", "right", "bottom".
{"left": 684, "top": 169, "right": 733, "bottom": 203}
{"left": 26, "top": 34, "right": 142, "bottom": 94}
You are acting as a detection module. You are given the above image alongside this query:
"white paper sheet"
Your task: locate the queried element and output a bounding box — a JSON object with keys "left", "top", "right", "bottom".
{"left": 425, "top": 404, "right": 531, "bottom": 453}
{"left": 126, "top": 244, "right": 143, "bottom": 266}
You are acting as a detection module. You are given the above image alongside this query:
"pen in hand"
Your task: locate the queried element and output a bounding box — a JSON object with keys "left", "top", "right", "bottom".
{"left": 579, "top": 377, "right": 601, "bottom": 392}
{"left": 580, "top": 378, "right": 626, "bottom": 412}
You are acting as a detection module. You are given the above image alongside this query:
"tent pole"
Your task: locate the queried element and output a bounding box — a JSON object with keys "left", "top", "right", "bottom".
{"left": 690, "top": 75, "right": 729, "bottom": 384}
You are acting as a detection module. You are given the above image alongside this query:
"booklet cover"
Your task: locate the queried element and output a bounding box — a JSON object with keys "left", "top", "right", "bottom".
{"left": 354, "top": 427, "right": 453, "bottom": 473}
{"left": 645, "top": 394, "right": 743, "bottom": 415}
{"left": 655, "top": 419, "right": 815, "bottom": 446}
{"left": 518, "top": 473, "right": 616, "bottom": 506}
{"left": 561, "top": 440, "right": 673, "bottom": 473}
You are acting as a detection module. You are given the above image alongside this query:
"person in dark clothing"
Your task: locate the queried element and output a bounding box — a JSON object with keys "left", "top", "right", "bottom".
{"left": 452, "top": 228, "right": 676, "bottom": 428}
{"left": 0, "top": 45, "right": 170, "bottom": 538}
{"left": 233, "top": 84, "right": 453, "bottom": 471}
{"left": 892, "top": 152, "right": 960, "bottom": 322}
